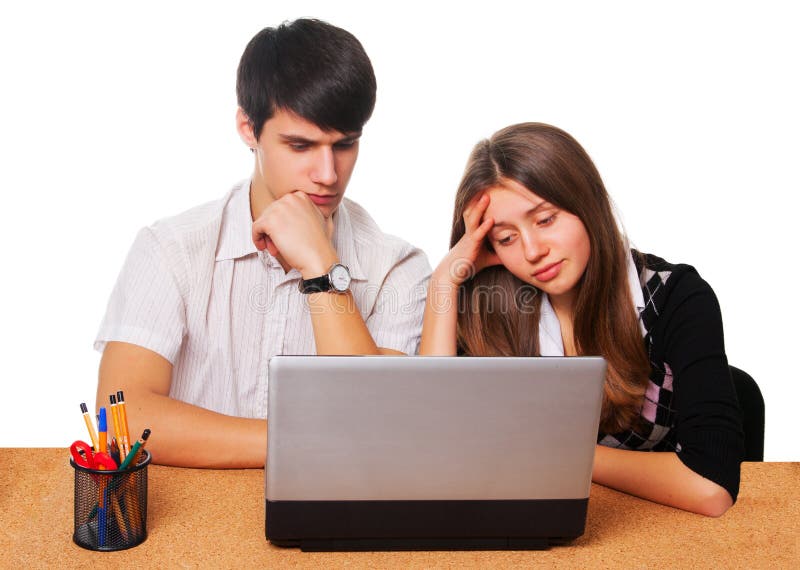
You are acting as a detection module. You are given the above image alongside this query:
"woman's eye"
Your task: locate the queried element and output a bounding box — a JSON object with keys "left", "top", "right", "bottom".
{"left": 537, "top": 214, "right": 557, "bottom": 227}
{"left": 496, "top": 235, "right": 513, "bottom": 245}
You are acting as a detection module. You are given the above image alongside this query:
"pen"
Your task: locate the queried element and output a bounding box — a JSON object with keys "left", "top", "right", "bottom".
{"left": 96, "top": 455, "right": 116, "bottom": 547}
{"left": 109, "top": 395, "right": 123, "bottom": 459}
{"left": 98, "top": 407, "right": 108, "bottom": 454}
{"left": 79, "top": 403, "right": 99, "bottom": 452}
{"left": 109, "top": 438, "right": 121, "bottom": 466}
{"left": 116, "top": 390, "right": 131, "bottom": 458}
{"left": 119, "top": 428, "right": 151, "bottom": 470}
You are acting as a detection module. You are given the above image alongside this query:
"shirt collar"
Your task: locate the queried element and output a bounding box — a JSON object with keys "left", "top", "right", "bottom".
{"left": 626, "top": 249, "right": 647, "bottom": 336}
{"left": 627, "top": 250, "right": 645, "bottom": 313}
{"left": 215, "top": 182, "right": 367, "bottom": 281}
{"left": 330, "top": 200, "right": 367, "bottom": 281}
{"left": 215, "top": 179, "right": 258, "bottom": 261}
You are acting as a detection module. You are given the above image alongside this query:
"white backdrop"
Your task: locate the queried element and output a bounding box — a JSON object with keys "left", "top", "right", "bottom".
{"left": 1, "top": 1, "right": 797, "bottom": 459}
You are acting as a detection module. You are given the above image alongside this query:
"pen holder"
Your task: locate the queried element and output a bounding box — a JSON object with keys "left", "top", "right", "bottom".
{"left": 71, "top": 450, "right": 151, "bottom": 551}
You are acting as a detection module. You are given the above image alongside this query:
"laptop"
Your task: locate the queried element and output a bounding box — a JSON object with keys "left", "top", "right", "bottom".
{"left": 265, "top": 355, "right": 605, "bottom": 551}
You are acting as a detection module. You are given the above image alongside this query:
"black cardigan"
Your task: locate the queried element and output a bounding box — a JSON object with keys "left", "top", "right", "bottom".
{"left": 598, "top": 251, "right": 745, "bottom": 501}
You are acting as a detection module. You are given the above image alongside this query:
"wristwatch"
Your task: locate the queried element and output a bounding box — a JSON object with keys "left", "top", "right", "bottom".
{"left": 298, "top": 263, "right": 352, "bottom": 294}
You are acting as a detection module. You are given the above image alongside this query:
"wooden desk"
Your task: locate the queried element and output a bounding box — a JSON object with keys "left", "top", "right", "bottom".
{"left": 1, "top": 449, "right": 797, "bottom": 568}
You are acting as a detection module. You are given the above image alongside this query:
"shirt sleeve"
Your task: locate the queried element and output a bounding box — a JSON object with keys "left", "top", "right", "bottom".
{"left": 94, "top": 227, "right": 187, "bottom": 364}
{"left": 660, "top": 270, "right": 745, "bottom": 501}
{"left": 365, "top": 247, "right": 432, "bottom": 355}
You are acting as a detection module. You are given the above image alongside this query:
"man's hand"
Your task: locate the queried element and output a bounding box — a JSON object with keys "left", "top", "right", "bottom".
{"left": 252, "top": 191, "right": 337, "bottom": 277}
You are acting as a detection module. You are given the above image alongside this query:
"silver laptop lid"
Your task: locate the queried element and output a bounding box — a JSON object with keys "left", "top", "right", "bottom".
{"left": 266, "top": 356, "right": 605, "bottom": 502}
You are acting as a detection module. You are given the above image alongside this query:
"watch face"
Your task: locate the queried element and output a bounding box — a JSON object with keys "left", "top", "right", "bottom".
{"left": 329, "top": 264, "right": 351, "bottom": 292}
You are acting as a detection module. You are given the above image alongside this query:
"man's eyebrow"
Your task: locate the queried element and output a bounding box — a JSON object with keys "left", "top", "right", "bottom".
{"left": 279, "top": 134, "right": 316, "bottom": 144}
{"left": 492, "top": 200, "right": 550, "bottom": 228}
{"left": 278, "top": 131, "right": 362, "bottom": 144}
{"left": 335, "top": 131, "right": 362, "bottom": 142}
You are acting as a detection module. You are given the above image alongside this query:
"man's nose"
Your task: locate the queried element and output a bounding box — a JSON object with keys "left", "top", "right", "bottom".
{"left": 310, "top": 147, "right": 338, "bottom": 186}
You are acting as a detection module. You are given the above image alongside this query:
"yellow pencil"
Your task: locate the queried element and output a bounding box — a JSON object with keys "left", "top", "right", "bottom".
{"left": 116, "top": 391, "right": 131, "bottom": 459}
{"left": 111, "top": 491, "right": 130, "bottom": 542}
{"left": 109, "top": 394, "right": 125, "bottom": 460}
{"left": 79, "top": 403, "right": 99, "bottom": 451}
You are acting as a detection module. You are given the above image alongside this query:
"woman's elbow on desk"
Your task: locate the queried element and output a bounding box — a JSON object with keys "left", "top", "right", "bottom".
{"left": 690, "top": 483, "right": 734, "bottom": 518}
{"left": 592, "top": 444, "right": 734, "bottom": 517}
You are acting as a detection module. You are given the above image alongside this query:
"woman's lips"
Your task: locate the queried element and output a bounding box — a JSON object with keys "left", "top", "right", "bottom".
{"left": 533, "top": 260, "right": 563, "bottom": 282}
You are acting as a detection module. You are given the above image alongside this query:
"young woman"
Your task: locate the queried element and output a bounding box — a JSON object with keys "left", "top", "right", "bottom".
{"left": 420, "top": 123, "right": 744, "bottom": 517}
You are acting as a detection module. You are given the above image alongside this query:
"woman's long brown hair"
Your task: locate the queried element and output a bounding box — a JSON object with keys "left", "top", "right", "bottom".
{"left": 451, "top": 123, "right": 650, "bottom": 434}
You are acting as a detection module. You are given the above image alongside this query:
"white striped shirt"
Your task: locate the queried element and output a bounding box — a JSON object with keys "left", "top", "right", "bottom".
{"left": 95, "top": 180, "right": 431, "bottom": 418}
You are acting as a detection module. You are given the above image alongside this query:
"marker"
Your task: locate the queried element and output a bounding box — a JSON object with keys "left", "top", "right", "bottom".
{"left": 79, "top": 403, "right": 99, "bottom": 452}
{"left": 109, "top": 395, "right": 123, "bottom": 458}
{"left": 119, "top": 429, "right": 151, "bottom": 470}
{"left": 116, "top": 390, "right": 131, "bottom": 458}
{"left": 98, "top": 407, "right": 108, "bottom": 454}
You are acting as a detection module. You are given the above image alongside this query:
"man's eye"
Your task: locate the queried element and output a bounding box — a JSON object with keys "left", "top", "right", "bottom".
{"left": 290, "top": 143, "right": 310, "bottom": 151}
{"left": 334, "top": 140, "right": 356, "bottom": 150}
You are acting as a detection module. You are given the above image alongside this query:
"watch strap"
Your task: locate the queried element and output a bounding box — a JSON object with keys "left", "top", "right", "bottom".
{"left": 298, "top": 274, "right": 332, "bottom": 294}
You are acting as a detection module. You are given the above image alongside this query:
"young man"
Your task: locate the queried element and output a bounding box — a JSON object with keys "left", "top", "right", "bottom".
{"left": 94, "top": 19, "right": 431, "bottom": 468}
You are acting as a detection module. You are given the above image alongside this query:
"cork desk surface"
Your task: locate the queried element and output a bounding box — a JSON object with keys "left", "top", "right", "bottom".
{"left": 1, "top": 449, "right": 798, "bottom": 569}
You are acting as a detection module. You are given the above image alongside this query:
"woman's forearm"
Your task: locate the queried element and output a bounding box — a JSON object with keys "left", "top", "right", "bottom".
{"left": 419, "top": 273, "right": 460, "bottom": 355}
{"left": 592, "top": 444, "right": 733, "bottom": 517}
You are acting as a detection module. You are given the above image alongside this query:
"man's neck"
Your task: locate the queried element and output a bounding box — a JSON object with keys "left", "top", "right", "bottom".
{"left": 248, "top": 177, "right": 271, "bottom": 222}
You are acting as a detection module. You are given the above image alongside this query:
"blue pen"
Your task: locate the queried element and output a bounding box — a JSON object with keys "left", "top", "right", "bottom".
{"left": 98, "top": 408, "right": 108, "bottom": 453}
{"left": 98, "top": 485, "right": 107, "bottom": 547}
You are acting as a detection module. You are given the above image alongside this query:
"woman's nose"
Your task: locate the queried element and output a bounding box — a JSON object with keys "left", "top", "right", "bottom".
{"left": 522, "top": 232, "right": 548, "bottom": 263}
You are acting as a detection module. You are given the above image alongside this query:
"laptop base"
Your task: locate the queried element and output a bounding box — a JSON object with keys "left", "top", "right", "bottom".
{"left": 274, "top": 537, "right": 554, "bottom": 551}
{"left": 266, "top": 498, "right": 587, "bottom": 551}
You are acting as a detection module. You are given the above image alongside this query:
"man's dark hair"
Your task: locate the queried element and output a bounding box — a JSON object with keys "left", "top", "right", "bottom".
{"left": 236, "top": 19, "right": 377, "bottom": 140}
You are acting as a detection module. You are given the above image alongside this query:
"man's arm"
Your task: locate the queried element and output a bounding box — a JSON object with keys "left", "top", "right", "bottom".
{"left": 254, "top": 192, "right": 428, "bottom": 356}
{"left": 97, "top": 341, "right": 267, "bottom": 468}
{"left": 307, "top": 290, "right": 408, "bottom": 355}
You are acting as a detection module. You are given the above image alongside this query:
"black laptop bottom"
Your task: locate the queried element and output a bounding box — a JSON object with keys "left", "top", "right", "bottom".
{"left": 265, "top": 498, "right": 588, "bottom": 551}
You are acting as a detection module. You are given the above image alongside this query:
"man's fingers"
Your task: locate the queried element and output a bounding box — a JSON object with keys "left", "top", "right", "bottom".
{"left": 253, "top": 231, "right": 267, "bottom": 250}
{"left": 265, "top": 237, "right": 280, "bottom": 257}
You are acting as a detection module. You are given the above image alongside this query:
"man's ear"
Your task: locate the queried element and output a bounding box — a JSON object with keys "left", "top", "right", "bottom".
{"left": 236, "top": 107, "right": 258, "bottom": 149}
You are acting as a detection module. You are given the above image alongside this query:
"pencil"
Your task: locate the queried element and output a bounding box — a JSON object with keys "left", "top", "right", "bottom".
{"left": 116, "top": 390, "right": 131, "bottom": 459}
{"left": 111, "top": 490, "right": 130, "bottom": 542}
{"left": 109, "top": 394, "right": 124, "bottom": 459}
{"left": 119, "top": 429, "right": 151, "bottom": 470}
{"left": 79, "top": 403, "right": 99, "bottom": 452}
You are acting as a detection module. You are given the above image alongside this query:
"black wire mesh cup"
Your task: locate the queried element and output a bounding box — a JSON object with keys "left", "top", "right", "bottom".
{"left": 71, "top": 450, "right": 150, "bottom": 551}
